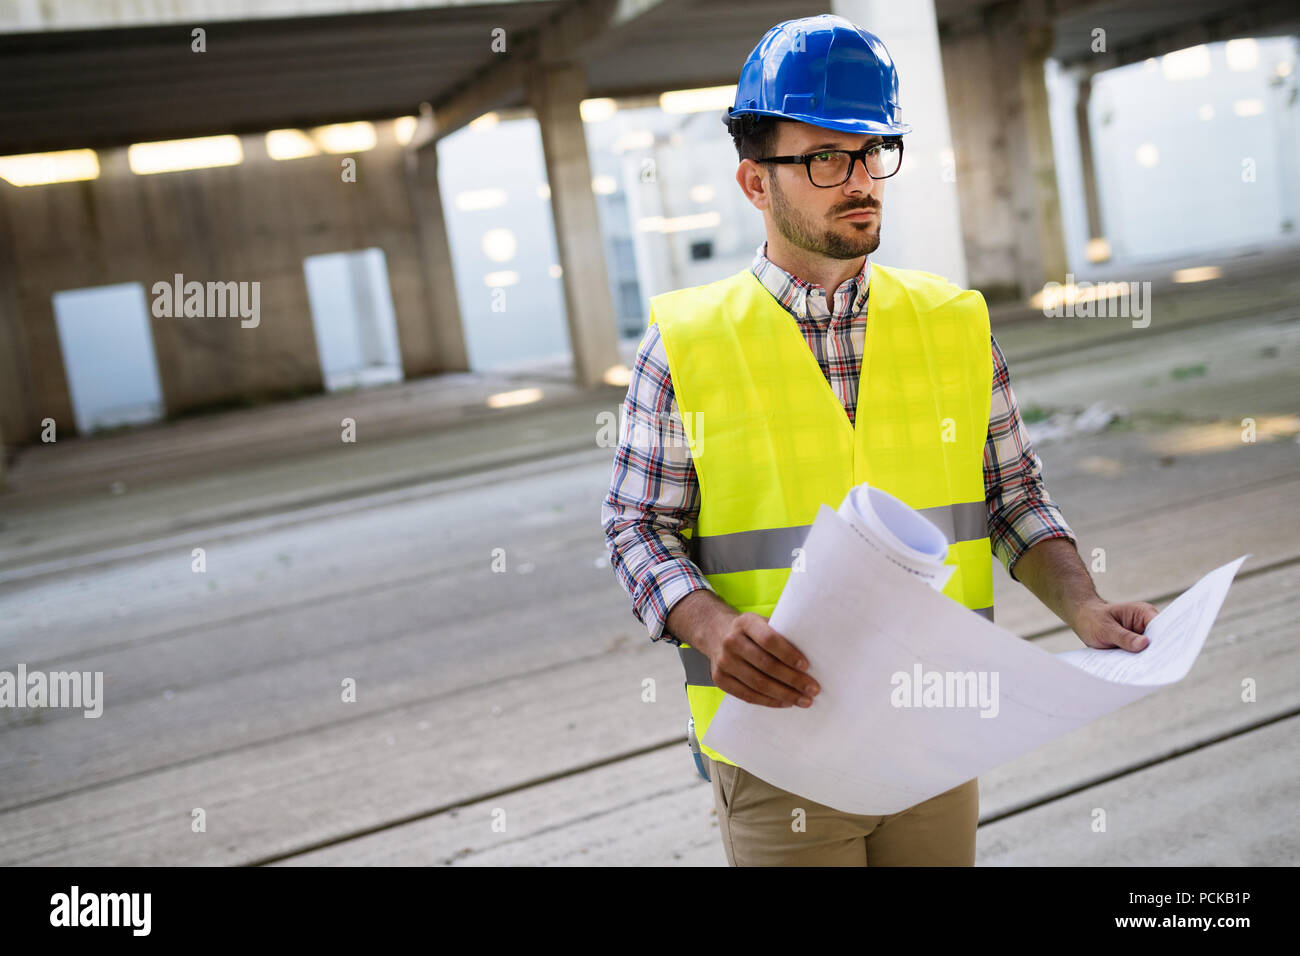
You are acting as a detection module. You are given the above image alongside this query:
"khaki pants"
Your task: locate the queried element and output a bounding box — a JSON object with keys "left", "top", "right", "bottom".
{"left": 710, "top": 757, "right": 979, "bottom": 866}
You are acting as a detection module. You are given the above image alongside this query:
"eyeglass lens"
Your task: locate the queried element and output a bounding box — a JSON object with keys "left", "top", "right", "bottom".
{"left": 808, "top": 144, "right": 901, "bottom": 186}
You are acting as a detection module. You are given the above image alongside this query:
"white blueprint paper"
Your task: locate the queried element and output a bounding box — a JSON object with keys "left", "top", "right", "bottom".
{"left": 835, "top": 484, "right": 955, "bottom": 593}
{"left": 700, "top": 489, "right": 1249, "bottom": 815}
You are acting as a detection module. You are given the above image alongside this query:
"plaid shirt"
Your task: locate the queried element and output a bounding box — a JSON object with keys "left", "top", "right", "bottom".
{"left": 601, "top": 241, "right": 1076, "bottom": 645}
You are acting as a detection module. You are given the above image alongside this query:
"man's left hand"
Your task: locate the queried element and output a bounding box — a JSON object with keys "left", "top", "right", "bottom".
{"left": 1070, "top": 598, "right": 1160, "bottom": 653}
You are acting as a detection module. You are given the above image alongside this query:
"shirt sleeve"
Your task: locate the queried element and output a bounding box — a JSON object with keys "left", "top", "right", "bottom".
{"left": 600, "top": 323, "right": 715, "bottom": 644}
{"left": 984, "top": 332, "right": 1078, "bottom": 582}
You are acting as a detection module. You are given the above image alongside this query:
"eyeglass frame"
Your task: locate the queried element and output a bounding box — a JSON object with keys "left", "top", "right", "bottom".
{"left": 755, "top": 137, "right": 904, "bottom": 187}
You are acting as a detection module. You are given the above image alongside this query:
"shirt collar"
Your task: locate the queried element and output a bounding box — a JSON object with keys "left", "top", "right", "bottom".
{"left": 750, "top": 240, "right": 870, "bottom": 321}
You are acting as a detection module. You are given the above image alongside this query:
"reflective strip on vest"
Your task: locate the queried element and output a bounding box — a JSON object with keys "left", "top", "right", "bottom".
{"left": 687, "top": 501, "right": 987, "bottom": 575}
{"left": 678, "top": 645, "right": 714, "bottom": 686}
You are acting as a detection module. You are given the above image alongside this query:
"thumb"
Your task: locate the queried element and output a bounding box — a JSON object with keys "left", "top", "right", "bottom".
{"left": 1103, "top": 618, "right": 1149, "bottom": 653}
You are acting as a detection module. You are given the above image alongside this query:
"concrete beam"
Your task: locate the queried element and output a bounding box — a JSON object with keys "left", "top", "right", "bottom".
{"left": 413, "top": 0, "right": 667, "bottom": 146}
{"left": 0, "top": 0, "right": 554, "bottom": 33}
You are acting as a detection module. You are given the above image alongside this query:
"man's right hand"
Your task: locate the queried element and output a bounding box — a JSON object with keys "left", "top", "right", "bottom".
{"left": 695, "top": 612, "right": 820, "bottom": 709}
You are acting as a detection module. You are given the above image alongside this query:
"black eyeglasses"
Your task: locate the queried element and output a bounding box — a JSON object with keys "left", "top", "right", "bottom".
{"left": 757, "top": 139, "right": 904, "bottom": 187}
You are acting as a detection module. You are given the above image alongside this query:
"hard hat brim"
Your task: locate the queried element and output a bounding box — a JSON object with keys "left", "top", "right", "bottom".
{"left": 729, "top": 108, "right": 912, "bottom": 137}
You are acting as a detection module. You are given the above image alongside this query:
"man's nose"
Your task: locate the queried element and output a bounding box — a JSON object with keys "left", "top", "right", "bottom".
{"left": 843, "top": 157, "right": 878, "bottom": 194}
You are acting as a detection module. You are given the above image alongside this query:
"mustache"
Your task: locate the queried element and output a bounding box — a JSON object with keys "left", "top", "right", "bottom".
{"left": 835, "top": 200, "right": 880, "bottom": 214}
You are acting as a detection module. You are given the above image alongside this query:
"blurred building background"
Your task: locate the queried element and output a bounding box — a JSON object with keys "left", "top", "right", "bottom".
{"left": 2, "top": 0, "right": 1297, "bottom": 447}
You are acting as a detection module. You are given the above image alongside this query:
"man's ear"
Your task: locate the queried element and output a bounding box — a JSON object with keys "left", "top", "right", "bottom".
{"left": 736, "top": 160, "right": 770, "bottom": 210}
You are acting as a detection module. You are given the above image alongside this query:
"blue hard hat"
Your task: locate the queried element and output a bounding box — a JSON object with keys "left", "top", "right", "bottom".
{"left": 725, "top": 14, "right": 912, "bottom": 137}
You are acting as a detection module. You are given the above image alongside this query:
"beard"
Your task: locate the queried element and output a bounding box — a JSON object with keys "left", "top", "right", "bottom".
{"left": 770, "top": 173, "right": 881, "bottom": 259}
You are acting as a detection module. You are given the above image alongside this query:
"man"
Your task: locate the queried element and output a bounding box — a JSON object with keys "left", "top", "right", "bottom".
{"left": 600, "top": 14, "right": 1158, "bottom": 866}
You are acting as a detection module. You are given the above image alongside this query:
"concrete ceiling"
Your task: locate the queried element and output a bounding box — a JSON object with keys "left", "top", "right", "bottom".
{"left": 0, "top": 1, "right": 566, "bottom": 155}
{"left": 0, "top": 0, "right": 821, "bottom": 156}
{"left": 3, "top": 0, "right": 1295, "bottom": 156}
{"left": 1047, "top": 0, "right": 1300, "bottom": 66}
{"left": 937, "top": 0, "right": 1300, "bottom": 67}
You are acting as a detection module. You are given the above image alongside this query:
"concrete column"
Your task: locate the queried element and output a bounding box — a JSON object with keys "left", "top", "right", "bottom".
{"left": 1074, "top": 72, "right": 1106, "bottom": 256}
{"left": 0, "top": 188, "right": 34, "bottom": 451}
{"left": 1014, "top": 20, "right": 1068, "bottom": 290}
{"left": 832, "top": 0, "right": 969, "bottom": 287}
{"left": 406, "top": 143, "right": 470, "bottom": 373}
{"left": 940, "top": 3, "right": 1068, "bottom": 299}
{"left": 527, "top": 61, "right": 621, "bottom": 388}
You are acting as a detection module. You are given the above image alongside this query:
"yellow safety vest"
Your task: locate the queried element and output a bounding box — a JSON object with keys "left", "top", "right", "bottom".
{"left": 647, "top": 263, "right": 994, "bottom": 766}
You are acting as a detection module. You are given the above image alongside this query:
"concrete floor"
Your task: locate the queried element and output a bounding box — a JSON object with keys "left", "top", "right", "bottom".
{"left": 1, "top": 245, "right": 1297, "bottom": 865}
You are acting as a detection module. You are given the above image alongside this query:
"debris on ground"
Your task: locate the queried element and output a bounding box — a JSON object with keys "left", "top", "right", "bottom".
{"left": 1025, "top": 401, "right": 1128, "bottom": 444}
